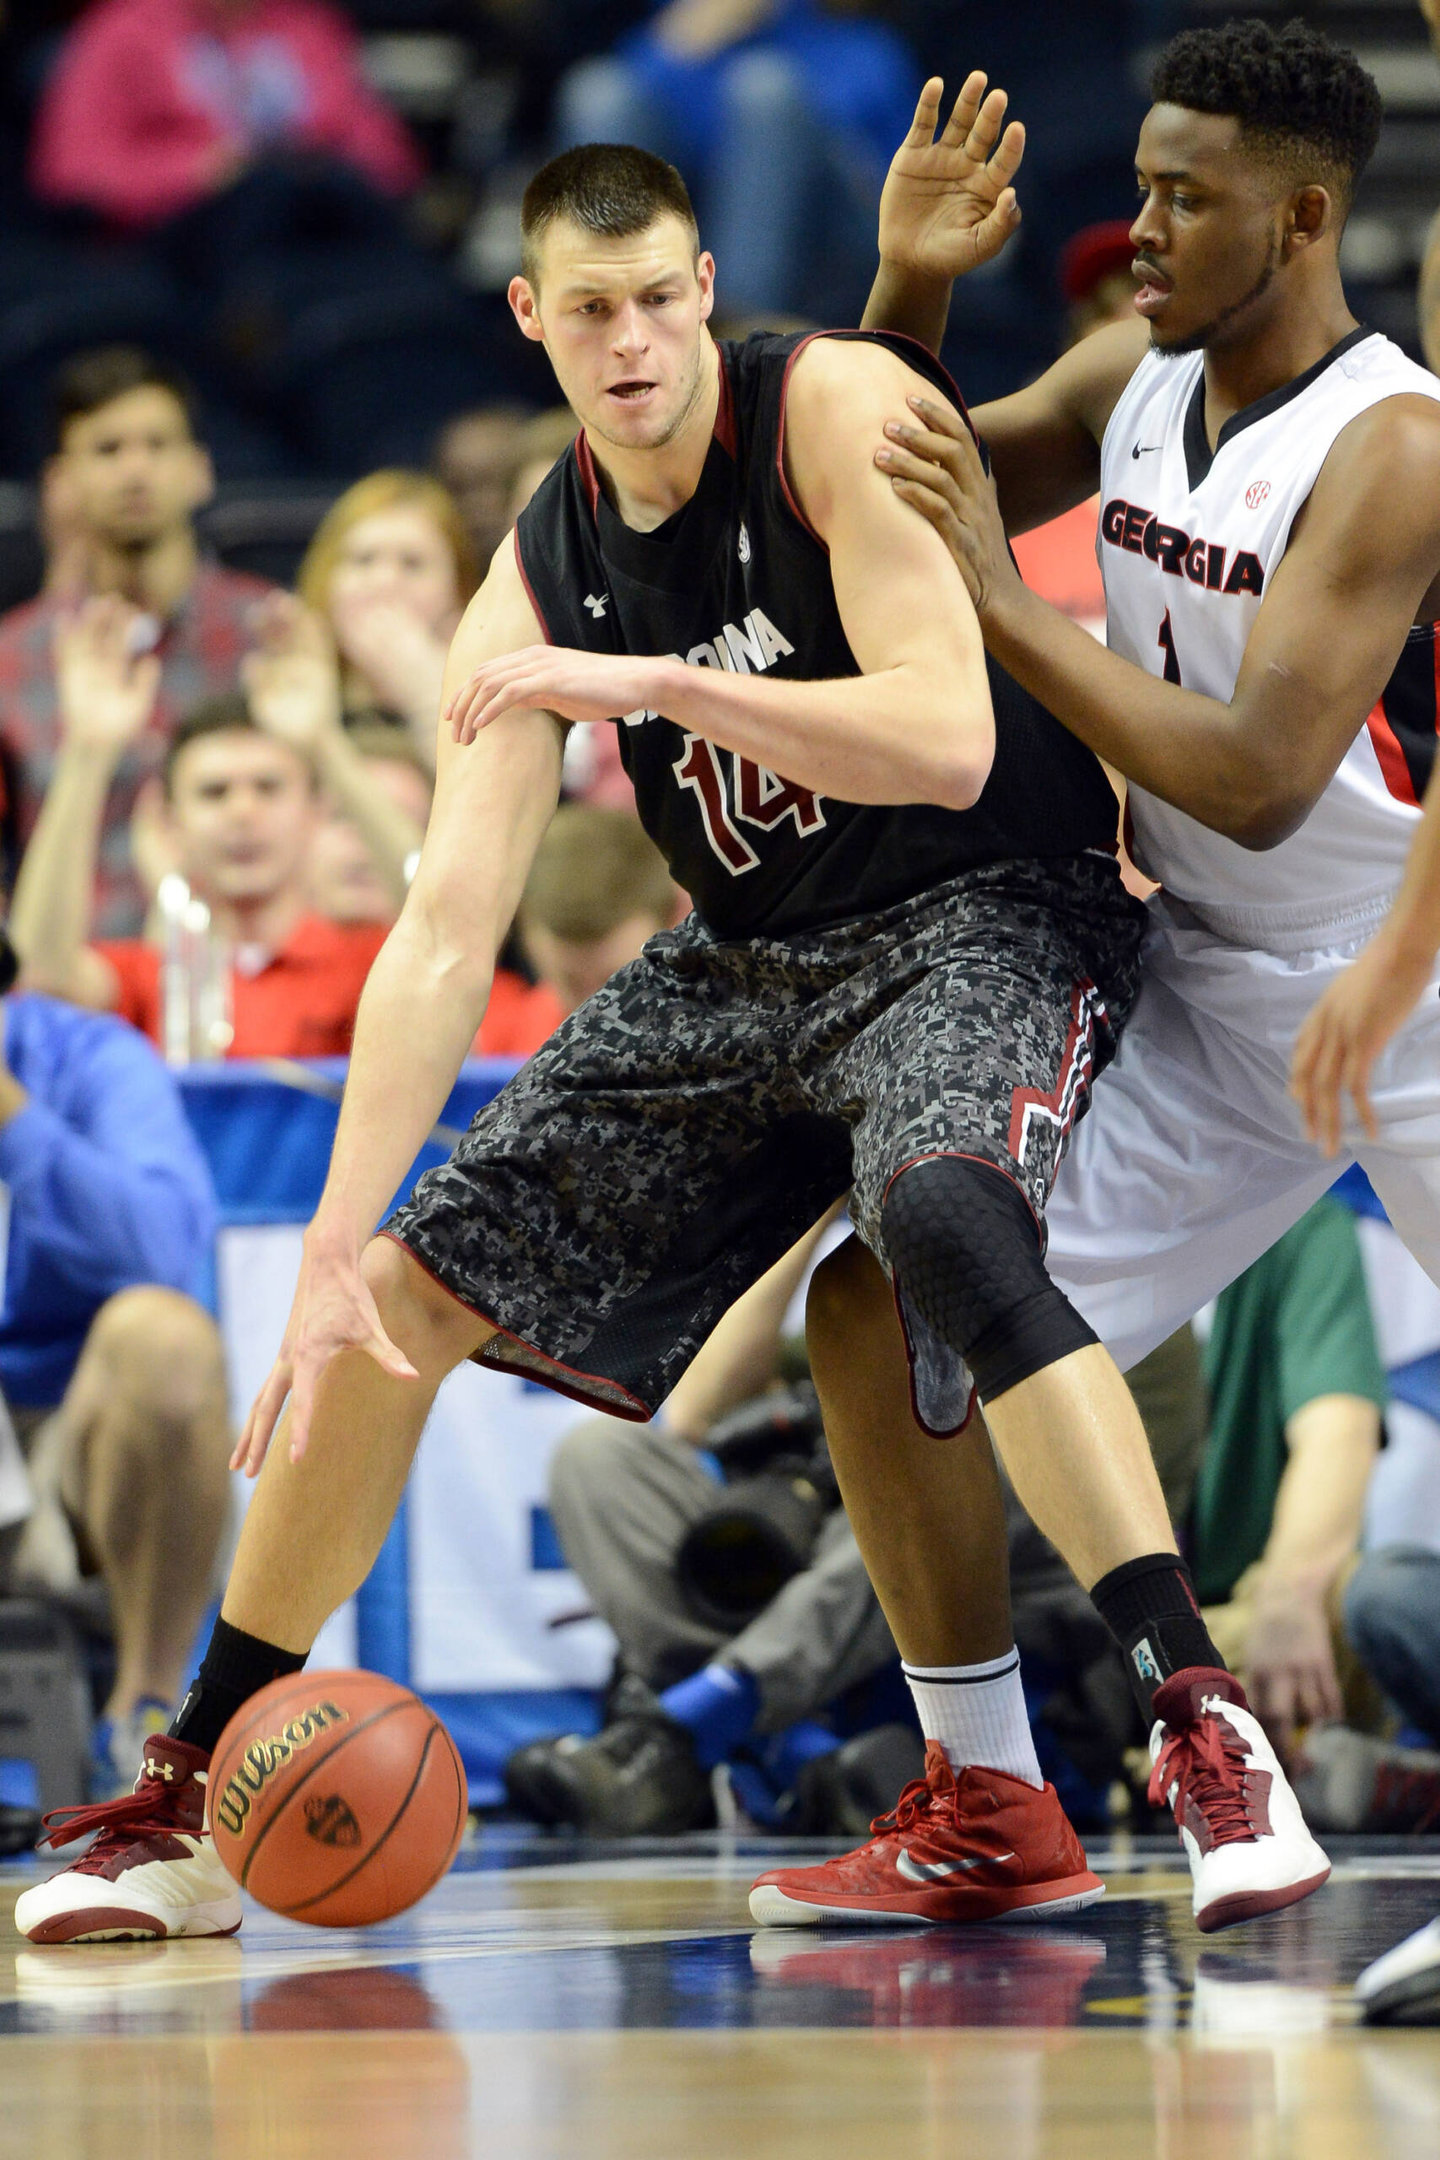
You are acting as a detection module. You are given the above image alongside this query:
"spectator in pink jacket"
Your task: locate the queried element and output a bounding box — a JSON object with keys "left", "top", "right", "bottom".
{"left": 32, "top": 0, "right": 422, "bottom": 232}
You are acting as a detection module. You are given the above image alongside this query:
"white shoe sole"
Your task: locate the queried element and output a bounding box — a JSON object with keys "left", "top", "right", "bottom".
{"left": 16, "top": 1889, "right": 242, "bottom": 1945}
{"left": 1194, "top": 1862, "right": 1331, "bottom": 1935}
{"left": 749, "top": 1881, "right": 1106, "bottom": 1929}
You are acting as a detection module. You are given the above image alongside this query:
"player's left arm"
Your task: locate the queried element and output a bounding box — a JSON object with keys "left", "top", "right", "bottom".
{"left": 877, "top": 388, "right": 1440, "bottom": 848}
{"left": 446, "top": 340, "right": 996, "bottom": 811}
{"left": 1291, "top": 750, "right": 1440, "bottom": 1152}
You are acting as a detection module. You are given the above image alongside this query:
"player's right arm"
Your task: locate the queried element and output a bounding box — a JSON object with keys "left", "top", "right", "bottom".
{"left": 235, "top": 540, "right": 565, "bottom": 1473}
{"left": 861, "top": 74, "right": 1148, "bottom": 532}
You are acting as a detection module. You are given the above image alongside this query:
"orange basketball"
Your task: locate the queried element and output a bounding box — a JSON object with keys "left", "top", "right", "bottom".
{"left": 209, "top": 1670, "right": 467, "bottom": 1927}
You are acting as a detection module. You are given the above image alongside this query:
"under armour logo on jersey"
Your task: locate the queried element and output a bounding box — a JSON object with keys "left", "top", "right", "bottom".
{"left": 583, "top": 592, "right": 609, "bottom": 618}
{"left": 738, "top": 521, "right": 751, "bottom": 564}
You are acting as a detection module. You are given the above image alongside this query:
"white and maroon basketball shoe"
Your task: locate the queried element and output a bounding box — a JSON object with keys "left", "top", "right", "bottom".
{"left": 14, "top": 1737, "right": 241, "bottom": 1944}
{"left": 748, "top": 1742, "right": 1105, "bottom": 1927}
{"left": 1147, "top": 1669, "right": 1331, "bottom": 1933}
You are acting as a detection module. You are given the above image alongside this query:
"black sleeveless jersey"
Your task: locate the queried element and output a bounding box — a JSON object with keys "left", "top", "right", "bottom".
{"left": 514, "top": 330, "right": 1118, "bottom": 938}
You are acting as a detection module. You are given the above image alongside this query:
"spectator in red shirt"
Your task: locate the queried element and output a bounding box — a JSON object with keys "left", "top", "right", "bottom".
{"left": 0, "top": 346, "right": 275, "bottom": 935}
{"left": 31, "top": 0, "right": 422, "bottom": 233}
{"left": 9, "top": 602, "right": 395, "bottom": 1058}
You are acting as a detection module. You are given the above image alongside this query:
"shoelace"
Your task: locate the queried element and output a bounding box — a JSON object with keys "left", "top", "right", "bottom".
{"left": 868, "top": 1771, "right": 943, "bottom": 1842}
{"left": 37, "top": 1782, "right": 193, "bottom": 1866}
{"left": 1149, "top": 1713, "right": 1259, "bottom": 1845}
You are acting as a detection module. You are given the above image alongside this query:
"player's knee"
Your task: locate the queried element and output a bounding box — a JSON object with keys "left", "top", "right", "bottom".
{"left": 360, "top": 1234, "right": 486, "bottom": 1367}
{"left": 85, "top": 1287, "right": 225, "bottom": 1427}
{"left": 880, "top": 1156, "right": 1097, "bottom": 1403}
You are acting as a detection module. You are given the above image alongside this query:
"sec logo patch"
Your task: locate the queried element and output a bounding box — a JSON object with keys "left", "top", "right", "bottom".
{"left": 1246, "top": 481, "right": 1271, "bottom": 509}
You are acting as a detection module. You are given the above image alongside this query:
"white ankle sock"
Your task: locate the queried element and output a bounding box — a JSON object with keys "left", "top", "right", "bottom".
{"left": 903, "top": 1650, "right": 1044, "bottom": 1789}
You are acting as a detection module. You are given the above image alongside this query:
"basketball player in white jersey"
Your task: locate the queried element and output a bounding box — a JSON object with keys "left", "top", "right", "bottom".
{"left": 753, "top": 20, "right": 1440, "bottom": 1928}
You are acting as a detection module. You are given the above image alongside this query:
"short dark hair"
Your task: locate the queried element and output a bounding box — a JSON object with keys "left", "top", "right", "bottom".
{"left": 520, "top": 143, "right": 697, "bottom": 284}
{"left": 52, "top": 345, "right": 199, "bottom": 452}
{"left": 163, "top": 695, "right": 313, "bottom": 795}
{"left": 1151, "top": 17, "right": 1382, "bottom": 208}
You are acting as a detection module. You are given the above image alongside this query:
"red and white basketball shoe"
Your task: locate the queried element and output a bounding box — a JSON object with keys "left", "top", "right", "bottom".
{"left": 14, "top": 1737, "right": 242, "bottom": 1945}
{"left": 748, "top": 1742, "right": 1105, "bottom": 1927}
{"left": 1148, "top": 1669, "right": 1331, "bottom": 1933}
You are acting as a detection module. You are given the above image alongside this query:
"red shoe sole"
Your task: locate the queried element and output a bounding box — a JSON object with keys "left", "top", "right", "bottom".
{"left": 750, "top": 1869, "right": 1106, "bottom": 1929}
{"left": 1195, "top": 1865, "right": 1332, "bottom": 1934}
{"left": 26, "top": 1908, "right": 244, "bottom": 1945}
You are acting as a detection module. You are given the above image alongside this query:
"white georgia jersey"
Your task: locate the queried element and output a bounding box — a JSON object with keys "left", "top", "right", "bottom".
{"left": 1098, "top": 327, "right": 1440, "bottom": 937}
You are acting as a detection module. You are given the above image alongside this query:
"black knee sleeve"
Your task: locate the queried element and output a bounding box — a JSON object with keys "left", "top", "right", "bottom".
{"left": 880, "top": 1155, "right": 1097, "bottom": 1403}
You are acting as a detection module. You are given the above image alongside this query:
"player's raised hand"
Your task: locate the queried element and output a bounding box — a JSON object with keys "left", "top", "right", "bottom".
{"left": 1289, "top": 928, "right": 1435, "bottom": 1156}
{"left": 878, "top": 74, "right": 1025, "bottom": 284}
{"left": 446, "top": 646, "right": 661, "bottom": 741}
{"left": 234, "top": 1235, "right": 418, "bottom": 1476}
{"left": 876, "top": 394, "right": 1020, "bottom": 619}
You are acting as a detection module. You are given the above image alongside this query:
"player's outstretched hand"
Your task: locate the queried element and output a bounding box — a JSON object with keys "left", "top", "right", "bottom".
{"left": 234, "top": 1236, "right": 419, "bottom": 1477}
{"left": 876, "top": 395, "right": 1018, "bottom": 619}
{"left": 1289, "top": 928, "right": 1435, "bottom": 1157}
{"left": 878, "top": 74, "right": 1025, "bottom": 285}
{"left": 446, "top": 646, "right": 661, "bottom": 742}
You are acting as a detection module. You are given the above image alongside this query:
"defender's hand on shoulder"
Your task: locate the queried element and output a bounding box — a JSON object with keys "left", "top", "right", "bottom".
{"left": 875, "top": 394, "right": 1019, "bottom": 622}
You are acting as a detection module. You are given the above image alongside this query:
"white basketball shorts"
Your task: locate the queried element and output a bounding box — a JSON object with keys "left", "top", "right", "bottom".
{"left": 1045, "top": 890, "right": 1440, "bottom": 1371}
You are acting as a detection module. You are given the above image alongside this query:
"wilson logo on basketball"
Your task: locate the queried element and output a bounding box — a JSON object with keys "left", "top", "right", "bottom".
{"left": 213, "top": 1702, "right": 350, "bottom": 1838}
{"left": 1246, "top": 481, "right": 1271, "bottom": 508}
{"left": 304, "top": 1794, "right": 362, "bottom": 1847}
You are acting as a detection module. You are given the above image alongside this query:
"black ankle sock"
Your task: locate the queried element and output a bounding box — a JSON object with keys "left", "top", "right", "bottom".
{"left": 1090, "top": 1553, "right": 1225, "bottom": 1718}
{"left": 169, "top": 1618, "right": 308, "bottom": 1756}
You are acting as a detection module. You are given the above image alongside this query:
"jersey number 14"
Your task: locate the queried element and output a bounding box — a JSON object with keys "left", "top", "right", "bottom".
{"left": 674, "top": 734, "right": 827, "bottom": 874}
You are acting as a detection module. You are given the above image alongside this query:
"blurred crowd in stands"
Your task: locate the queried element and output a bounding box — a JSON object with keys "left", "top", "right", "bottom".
{"left": 2, "top": 0, "right": 1440, "bottom": 1844}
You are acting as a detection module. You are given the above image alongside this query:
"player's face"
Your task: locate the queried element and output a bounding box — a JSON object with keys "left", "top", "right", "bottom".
{"left": 1130, "top": 106, "right": 1297, "bottom": 356}
{"left": 58, "top": 387, "right": 212, "bottom": 551}
{"left": 168, "top": 731, "right": 317, "bottom": 907}
{"left": 511, "top": 216, "right": 715, "bottom": 453}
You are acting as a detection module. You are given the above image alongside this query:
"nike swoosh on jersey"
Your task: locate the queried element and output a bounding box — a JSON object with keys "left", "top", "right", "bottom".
{"left": 1131, "top": 443, "right": 1162, "bottom": 458}
{"left": 896, "top": 1848, "right": 1017, "bottom": 1884}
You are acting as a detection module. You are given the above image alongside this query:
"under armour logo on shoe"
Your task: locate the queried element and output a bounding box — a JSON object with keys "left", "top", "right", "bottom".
{"left": 145, "top": 1758, "right": 176, "bottom": 1781}
{"left": 584, "top": 592, "right": 609, "bottom": 618}
{"left": 897, "top": 1848, "right": 1014, "bottom": 1883}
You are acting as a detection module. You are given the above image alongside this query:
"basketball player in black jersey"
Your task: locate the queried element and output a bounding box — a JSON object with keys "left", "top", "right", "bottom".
{"left": 20, "top": 123, "right": 1297, "bottom": 1948}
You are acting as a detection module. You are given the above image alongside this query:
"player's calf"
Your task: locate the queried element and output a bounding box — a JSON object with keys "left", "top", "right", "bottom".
{"left": 879, "top": 1156, "right": 1330, "bottom": 1932}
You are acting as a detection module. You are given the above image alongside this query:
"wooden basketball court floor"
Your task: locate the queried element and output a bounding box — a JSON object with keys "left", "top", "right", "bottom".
{"left": 4, "top": 1833, "right": 1439, "bottom": 2159}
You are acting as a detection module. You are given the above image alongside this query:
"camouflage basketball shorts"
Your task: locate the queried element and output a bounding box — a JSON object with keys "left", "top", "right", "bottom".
{"left": 385, "top": 851, "right": 1146, "bottom": 1429}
